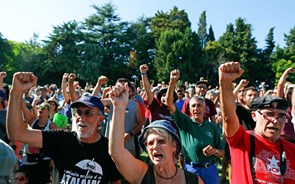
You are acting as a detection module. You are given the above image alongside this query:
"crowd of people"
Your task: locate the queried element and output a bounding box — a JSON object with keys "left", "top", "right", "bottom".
{"left": 0, "top": 62, "right": 294, "bottom": 184}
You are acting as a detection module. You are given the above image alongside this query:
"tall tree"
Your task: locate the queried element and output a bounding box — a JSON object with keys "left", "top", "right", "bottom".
{"left": 264, "top": 27, "right": 275, "bottom": 59}
{"left": 125, "top": 17, "right": 155, "bottom": 79}
{"left": 81, "top": 3, "right": 130, "bottom": 84}
{"left": 150, "top": 7, "right": 191, "bottom": 39}
{"left": 207, "top": 25, "right": 215, "bottom": 42}
{"left": 198, "top": 11, "right": 208, "bottom": 48}
{"left": 0, "top": 33, "right": 13, "bottom": 70}
{"left": 153, "top": 28, "right": 201, "bottom": 83}
{"left": 42, "top": 21, "right": 83, "bottom": 84}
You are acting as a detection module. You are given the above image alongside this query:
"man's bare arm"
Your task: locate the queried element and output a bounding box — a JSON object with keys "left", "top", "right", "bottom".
{"left": 219, "top": 62, "right": 244, "bottom": 138}
{"left": 7, "top": 72, "right": 43, "bottom": 148}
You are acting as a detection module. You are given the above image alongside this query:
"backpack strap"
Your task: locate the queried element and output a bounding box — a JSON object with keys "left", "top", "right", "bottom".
{"left": 249, "top": 130, "right": 256, "bottom": 183}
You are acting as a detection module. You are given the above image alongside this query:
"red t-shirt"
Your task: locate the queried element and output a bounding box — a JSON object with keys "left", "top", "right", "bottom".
{"left": 227, "top": 126, "right": 295, "bottom": 183}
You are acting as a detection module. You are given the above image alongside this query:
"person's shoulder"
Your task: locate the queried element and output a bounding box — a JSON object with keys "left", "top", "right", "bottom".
{"left": 280, "top": 137, "right": 295, "bottom": 148}
{"left": 43, "top": 129, "right": 74, "bottom": 138}
{"left": 96, "top": 135, "right": 109, "bottom": 146}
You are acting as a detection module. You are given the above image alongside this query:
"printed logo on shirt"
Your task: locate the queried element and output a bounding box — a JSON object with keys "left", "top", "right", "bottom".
{"left": 205, "top": 131, "right": 213, "bottom": 138}
{"left": 254, "top": 150, "right": 295, "bottom": 182}
{"left": 61, "top": 158, "right": 103, "bottom": 184}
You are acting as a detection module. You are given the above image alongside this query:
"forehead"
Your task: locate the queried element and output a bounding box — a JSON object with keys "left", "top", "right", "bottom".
{"left": 245, "top": 89, "right": 257, "bottom": 95}
{"left": 76, "top": 105, "right": 97, "bottom": 111}
{"left": 259, "top": 108, "right": 286, "bottom": 114}
{"left": 190, "top": 98, "right": 203, "bottom": 104}
{"left": 196, "top": 83, "right": 207, "bottom": 87}
{"left": 146, "top": 132, "right": 165, "bottom": 141}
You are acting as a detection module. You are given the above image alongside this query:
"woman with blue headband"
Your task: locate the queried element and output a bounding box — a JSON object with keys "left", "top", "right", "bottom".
{"left": 108, "top": 83, "right": 199, "bottom": 184}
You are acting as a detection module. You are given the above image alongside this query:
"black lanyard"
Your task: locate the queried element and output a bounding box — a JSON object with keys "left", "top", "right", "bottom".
{"left": 249, "top": 131, "right": 286, "bottom": 183}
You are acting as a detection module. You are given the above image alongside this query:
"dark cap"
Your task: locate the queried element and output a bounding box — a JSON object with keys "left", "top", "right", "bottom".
{"left": 70, "top": 95, "right": 104, "bottom": 114}
{"left": 156, "top": 88, "right": 177, "bottom": 103}
{"left": 251, "top": 95, "right": 288, "bottom": 111}
{"left": 138, "top": 120, "right": 182, "bottom": 156}
{"left": 196, "top": 79, "right": 209, "bottom": 87}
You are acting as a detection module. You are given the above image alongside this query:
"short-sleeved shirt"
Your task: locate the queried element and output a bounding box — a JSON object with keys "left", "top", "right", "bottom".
{"left": 149, "top": 97, "right": 174, "bottom": 123}
{"left": 227, "top": 126, "right": 295, "bottom": 184}
{"left": 42, "top": 131, "right": 122, "bottom": 184}
{"left": 172, "top": 108, "right": 223, "bottom": 163}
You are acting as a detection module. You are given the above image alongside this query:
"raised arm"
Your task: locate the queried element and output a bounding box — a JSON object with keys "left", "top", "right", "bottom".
{"left": 23, "top": 98, "right": 37, "bottom": 125}
{"left": 7, "top": 72, "right": 43, "bottom": 148}
{"left": 232, "top": 79, "right": 248, "bottom": 98}
{"left": 68, "top": 73, "right": 79, "bottom": 102}
{"left": 61, "top": 73, "right": 70, "bottom": 103}
{"left": 139, "top": 64, "right": 154, "bottom": 105}
{"left": 92, "top": 76, "right": 109, "bottom": 96}
{"left": 0, "top": 72, "right": 7, "bottom": 91}
{"left": 219, "top": 62, "right": 244, "bottom": 138}
{"left": 276, "top": 67, "right": 294, "bottom": 98}
{"left": 166, "top": 70, "right": 180, "bottom": 114}
{"left": 108, "top": 83, "right": 147, "bottom": 184}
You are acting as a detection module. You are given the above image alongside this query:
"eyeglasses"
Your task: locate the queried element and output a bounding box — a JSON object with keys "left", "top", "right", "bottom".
{"left": 74, "top": 110, "right": 103, "bottom": 118}
{"left": 37, "top": 106, "right": 48, "bottom": 110}
{"left": 145, "top": 138, "right": 168, "bottom": 149}
{"left": 257, "top": 111, "right": 288, "bottom": 123}
{"left": 15, "top": 176, "right": 26, "bottom": 181}
{"left": 196, "top": 85, "right": 207, "bottom": 89}
{"left": 177, "top": 90, "right": 184, "bottom": 93}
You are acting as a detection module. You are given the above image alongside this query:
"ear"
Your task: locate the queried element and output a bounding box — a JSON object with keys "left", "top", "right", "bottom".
{"left": 251, "top": 111, "right": 257, "bottom": 122}
{"left": 172, "top": 141, "right": 177, "bottom": 153}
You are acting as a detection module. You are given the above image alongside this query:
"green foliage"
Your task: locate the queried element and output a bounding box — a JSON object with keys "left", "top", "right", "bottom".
{"left": 150, "top": 7, "right": 191, "bottom": 39}
{"left": 198, "top": 11, "right": 208, "bottom": 48}
{"left": 0, "top": 33, "right": 13, "bottom": 71}
{"left": 0, "top": 4, "right": 294, "bottom": 89}
{"left": 273, "top": 59, "right": 295, "bottom": 84}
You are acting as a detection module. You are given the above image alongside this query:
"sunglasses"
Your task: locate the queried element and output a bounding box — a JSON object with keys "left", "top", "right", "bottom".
{"left": 15, "top": 176, "right": 26, "bottom": 181}
{"left": 37, "top": 106, "right": 48, "bottom": 110}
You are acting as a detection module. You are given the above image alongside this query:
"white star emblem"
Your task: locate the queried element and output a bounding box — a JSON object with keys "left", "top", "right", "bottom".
{"left": 267, "top": 155, "right": 279, "bottom": 167}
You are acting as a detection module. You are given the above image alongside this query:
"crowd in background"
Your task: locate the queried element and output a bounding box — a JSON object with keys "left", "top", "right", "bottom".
{"left": 0, "top": 64, "right": 294, "bottom": 184}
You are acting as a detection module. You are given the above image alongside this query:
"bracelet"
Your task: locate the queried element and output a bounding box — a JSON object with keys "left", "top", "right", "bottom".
{"left": 141, "top": 73, "right": 147, "bottom": 77}
{"left": 129, "top": 131, "right": 134, "bottom": 136}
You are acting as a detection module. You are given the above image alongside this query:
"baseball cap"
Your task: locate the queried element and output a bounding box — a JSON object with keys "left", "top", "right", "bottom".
{"left": 251, "top": 95, "right": 288, "bottom": 111}
{"left": 138, "top": 120, "right": 182, "bottom": 156}
{"left": 47, "top": 97, "right": 58, "bottom": 106}
{"left": 70, "top": 95, "right": 104, "bottom": 114}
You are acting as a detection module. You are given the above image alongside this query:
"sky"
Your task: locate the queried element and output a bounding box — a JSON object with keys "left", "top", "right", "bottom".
{"left": 0, "top": 0, "right": 294, "bottom": 49}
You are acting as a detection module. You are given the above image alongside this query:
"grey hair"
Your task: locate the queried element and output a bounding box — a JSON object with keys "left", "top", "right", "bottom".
{"left": 189, "top": 96, "right": 206, "bottom": 106}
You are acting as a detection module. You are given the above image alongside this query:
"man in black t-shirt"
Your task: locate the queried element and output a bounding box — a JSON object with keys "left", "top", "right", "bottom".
{"left": 7, "top": 72, "right": 122, "bottom": 184}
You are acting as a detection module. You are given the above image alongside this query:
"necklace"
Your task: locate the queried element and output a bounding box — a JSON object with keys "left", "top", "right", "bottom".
{"left": 154, "top": 167, "right": 178, "bottom": 180}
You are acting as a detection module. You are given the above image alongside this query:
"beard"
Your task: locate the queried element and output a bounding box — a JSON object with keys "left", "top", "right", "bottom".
{"left": 75, "top": 117, "right": 99, "bottom": 139}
